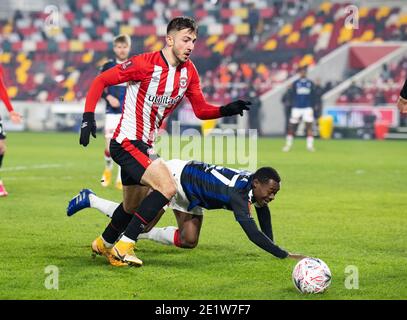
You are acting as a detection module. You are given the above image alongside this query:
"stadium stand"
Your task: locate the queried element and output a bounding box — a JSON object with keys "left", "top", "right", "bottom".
{"left": 337, "top": 56, "right": 407, "bottom": 105}
{"left": 1, "top": 0, "right": 406, "bottom": 137}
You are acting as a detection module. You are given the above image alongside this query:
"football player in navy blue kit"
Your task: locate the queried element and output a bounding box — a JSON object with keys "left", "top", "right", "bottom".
{"left": 283, "top": 67, "right": 316, "bottom": 152}
{"left": 100, "top": 34, "right": 131, "bottom": 190}
{"left": 68, "top": 159, "right": 308, "bottom": 266}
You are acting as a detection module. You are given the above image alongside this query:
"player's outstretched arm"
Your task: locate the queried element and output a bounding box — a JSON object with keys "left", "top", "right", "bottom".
{"left": 9, "top": 110, "right": 22, "bottom": 124}
{"left": 255, "top": 205, "right": 273, "bottom": 241}
{"left": 0, "top": 71, "right": 15, "bottom": 113}
{"left": 237, "top": 218, "right": 289, "bottom": 259}
{"left": 186, "top": 64, "right": 251, "bottom": 119}
{"left": 79, "top": 112, "right": 97, "bottom": 147}
{"left": 0, "top": 72, "right": 22, "bottom": 124}
{"left": 99, "top": 61, "right": 121, "bottom": 108}
{"left": 287, "top": 253, "right": 309, "bottom": 261}
{"left": 219, "top": 100, "right": 251, "bottom": 117}
{"left": 254, "top": 207, "right": 308, "bottom": 261}
{"left": 80, "top": 59, "right": 138, "bottom": 146}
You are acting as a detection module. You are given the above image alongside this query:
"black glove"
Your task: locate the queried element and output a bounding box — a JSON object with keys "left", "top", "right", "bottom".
{"left": 79, "top": 112, "right": 96, "bottom": 147}
{"left": 220, "top": 100, "right": 251, "bottom": 117}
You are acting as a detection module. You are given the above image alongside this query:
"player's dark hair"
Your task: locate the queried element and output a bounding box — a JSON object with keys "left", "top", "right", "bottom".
{"left": 167, "top": 16, "right": 198, "bottom": 35}
{"left": 253, "top": 167, "right": 281, "bottom": 184}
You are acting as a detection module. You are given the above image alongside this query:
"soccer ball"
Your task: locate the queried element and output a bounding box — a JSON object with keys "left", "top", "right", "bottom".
{"left": 292, "top": 258, "right": 332, "bottom": 294}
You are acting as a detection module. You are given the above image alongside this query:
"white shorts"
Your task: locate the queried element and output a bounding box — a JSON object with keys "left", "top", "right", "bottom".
{"left": 165, "top": 159, "right": 204, "bottom": 216}
{"left": 104, "top": 113, "right": 122, "bottom": 139}
{"left": 289, "top": 107, "right": 314, "bottom": 124}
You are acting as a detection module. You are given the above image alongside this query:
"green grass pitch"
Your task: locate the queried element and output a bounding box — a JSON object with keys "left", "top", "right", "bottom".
{"left": 0, "top": 132, "right": 406, "bottom": 299}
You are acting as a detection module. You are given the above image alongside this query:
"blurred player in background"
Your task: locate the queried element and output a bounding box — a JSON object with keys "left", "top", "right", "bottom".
{"left": 397, "top": 78, "right": 407, "bottom": 113}
{"left": 100, "top": 34, "right": 132, "bottom": 190}
{"left": 67, "top": 159, "right": 308, "bottom": 265}
{"left": 79, "top": 16, "right": 251, "bottom": 266}
{"left": 283, "top": 67, "right": 316, "bottom": 152}
{"left": 0, "top": 64, "right": 22, "bottom": 197}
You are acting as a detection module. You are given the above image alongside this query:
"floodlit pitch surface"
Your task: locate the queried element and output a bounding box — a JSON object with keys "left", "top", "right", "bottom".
{"left": 0, "top": 132, "right": 406, "bottom": 299}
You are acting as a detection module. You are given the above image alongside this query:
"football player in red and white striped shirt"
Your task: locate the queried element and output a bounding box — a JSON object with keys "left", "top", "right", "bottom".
{"left": 79, "top": 16, "right": 251, "bottom": 266}
{"left": 0, "top": 64, "right": 22, "bottom": 197}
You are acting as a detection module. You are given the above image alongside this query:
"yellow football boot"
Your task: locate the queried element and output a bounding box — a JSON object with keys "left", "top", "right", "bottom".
{"left": 91, "top": 236, "right": 128, "bottom": 267}
{"left": 115, "top": 180, "right": 123, "bottom": 190}
{"left": 110, "top": 239, "right": 143, "bottom": 267}
{"left": 101, "top": 168, "right": 112, "bottom": 187}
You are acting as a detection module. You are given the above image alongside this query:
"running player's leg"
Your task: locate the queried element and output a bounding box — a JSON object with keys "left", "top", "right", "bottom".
{"left": 67, "top": 186, "right": 151, "bottom": 219}
{"left": 0, "top": 139, "right": 5, "bottom": 169}
{"left": 108, "top": 139, "right": 176, "bottom": 265}
{"left": 101, "top": 135, "right": 113, "bottom": 187}
{"left": 283, "top": 109, "right": 299, "bottom": 152}
{"left": 305, "top": 122, "right": 315, "bottom": 151}
{"left": 91, "top": 184, "right": 149, "bottom": 266}
{"left": 173, "top": 210, "right": 203, "bottom": 248}
{"left": 100, "top": 184, "right": 149, "bottom": 248}
{"left": 70, "top": 188, "right": 202, "bottom": 248}
{"left": 101, "top": 114, "right": 120, "bottom": 187}
{"left": 0, "top": 123, "right": 8, "bottom": 196}
{"left": 137, "top": 158, "right": 201, "bottom": 247}
{"left": 119, "top": 158, "right": 176, "bottom": 241}
{"left": 138, "top": 209, "right": 202, "bottom": 248}
{"left": 304, "top": 107, "right": 315, "bottom": 151}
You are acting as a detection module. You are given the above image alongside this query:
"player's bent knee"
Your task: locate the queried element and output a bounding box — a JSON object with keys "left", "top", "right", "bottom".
{"left": 181, "top": 240, "right": 198, "bottom": 249}
{"left": 143, "top": 160, "right": 177, "bottom": 198}
{"left": 123, "top": 204, "right": 137, "bottom": 214}
{"left": 181, "top": 236, "right": 199, "bottom": 249}
{"left": 164, "top": 181, "right": 177, "bottom": 198}
{"left": 155, "top": 178, "right": 177, "bottom": 199}
{"left": 122, "top": 196, "right": 139, "bottom": 213}
{"left": 0, "top": 144, "right": 6, "bottom": 155}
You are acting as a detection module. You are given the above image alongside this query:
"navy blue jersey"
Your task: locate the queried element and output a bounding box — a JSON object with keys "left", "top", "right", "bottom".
{"left": 101, "top": 59, "right": 127, "bottom": 114}
{"left": 179, "top": 160, "right": 289, "bottom": 258}
{"left": 292, "top": 78, "right": 314, "bottom": 108}
{"left": 180, "top": 161, "right": 255, "bottom": 221}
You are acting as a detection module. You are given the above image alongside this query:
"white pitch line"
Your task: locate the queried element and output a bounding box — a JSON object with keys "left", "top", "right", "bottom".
{"left": 4, "top": 176, "right": 73, "bottom": 181}
{"left": 0, "top": 163, "right": 70, "bottom": 172}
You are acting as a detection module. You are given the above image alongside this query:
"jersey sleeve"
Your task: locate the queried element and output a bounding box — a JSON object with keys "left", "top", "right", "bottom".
{"left": 230, "top": 190, "right": 253, "bottom": 222}
{"left": 84, "top": 56, "right": 144, "bottom": 113}
{"left": 237, "top": 219, "right": 289, "bottom": 259}
{"left": 185, "top": 63, "right": 222, "bottom": 120}
{"left": 255, "top": 205, "right": 274, "bottom": 241}
{"left": 230, "top": 191, "right": 288, "bottom": 258}
{"left": 0, "top": 68, "right": 14, "bottom": 112}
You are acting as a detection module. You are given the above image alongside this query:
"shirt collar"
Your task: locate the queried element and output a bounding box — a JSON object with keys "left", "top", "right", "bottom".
{"left": 248, "top": 189, "right": 254, "bottom": 204}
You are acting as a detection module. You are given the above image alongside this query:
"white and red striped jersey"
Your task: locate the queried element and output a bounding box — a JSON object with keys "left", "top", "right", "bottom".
{"left": 85, "top": 51, "right": 222, "bottom": 146}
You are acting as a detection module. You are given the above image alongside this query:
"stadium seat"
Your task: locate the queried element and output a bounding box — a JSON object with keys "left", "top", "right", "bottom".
{"left": 2, "top": 0, "right": 407, "bottom": 102}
